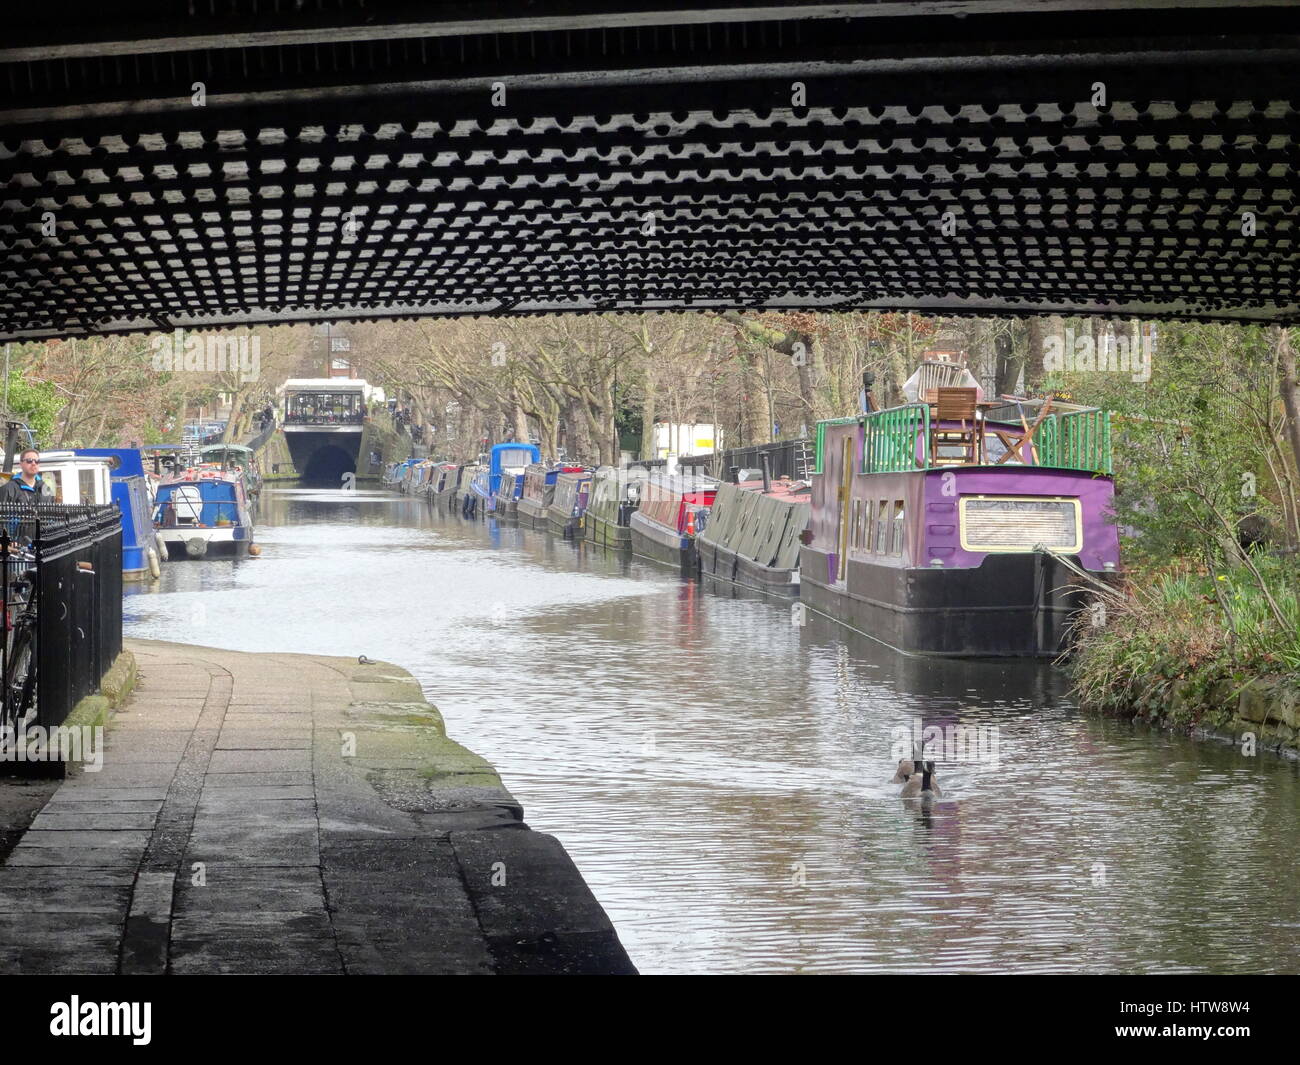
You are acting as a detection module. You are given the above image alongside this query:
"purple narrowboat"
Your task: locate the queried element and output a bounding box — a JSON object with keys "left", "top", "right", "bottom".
{"left": 800, "top": 394, "right": 1119, "bottom": 656}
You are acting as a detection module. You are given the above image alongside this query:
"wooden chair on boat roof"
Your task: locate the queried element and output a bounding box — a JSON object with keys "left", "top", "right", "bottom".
{"left": 916, "top": 360, "right": 968, "bottom": 397}
{"left": 931, "top": 387, "right": 980, "bottom": 465}
{"left": 988, "top": 395, "right": 1055, "bottom": 465}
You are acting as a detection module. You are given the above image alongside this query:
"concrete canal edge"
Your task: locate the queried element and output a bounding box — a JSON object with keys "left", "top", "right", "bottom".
{"left": 330, "top": 652, "right": 639, "bottom": 974}
{"left": 0, "top": 638, "right": 637, "bottom": 975}
{"left": 1091, "top": 676, "right": 1300, "bottom": 759}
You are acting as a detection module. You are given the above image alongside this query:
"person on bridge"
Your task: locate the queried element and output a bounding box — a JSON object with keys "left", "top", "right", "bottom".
{"left": 1, "top": 449, "right": 56, "bottom": 504}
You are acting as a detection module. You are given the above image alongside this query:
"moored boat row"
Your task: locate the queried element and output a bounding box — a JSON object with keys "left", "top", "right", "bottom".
{"left": 387, "top": 366, "right": 1120, "bottom": 658}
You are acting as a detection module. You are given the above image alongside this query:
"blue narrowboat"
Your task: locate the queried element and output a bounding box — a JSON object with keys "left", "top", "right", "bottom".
{"left": 470, "top": 443, "right": 542, "bottom": 514}
{"left": 152, "top": 467, "right": 256, "bottom": 560}
{"left": 75, "top": 448, "right": 165, "bottom": 581}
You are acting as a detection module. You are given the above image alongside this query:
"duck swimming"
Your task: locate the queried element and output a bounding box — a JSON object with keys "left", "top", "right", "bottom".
{"left": 894, "top": 758, "right": 942, "bottom": 798}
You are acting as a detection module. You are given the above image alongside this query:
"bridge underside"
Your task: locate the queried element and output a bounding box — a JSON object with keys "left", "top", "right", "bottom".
{"left": 4, "top": 1, "right": 1300, "bottom": 340}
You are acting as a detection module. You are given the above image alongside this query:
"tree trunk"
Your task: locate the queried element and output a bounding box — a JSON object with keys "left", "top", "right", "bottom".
{"left": 1023, "top": 317, "right": 1045, "bottom": 392}
{"left": 512, "top": 397, "right": 529, "bottom": 445}
{"left": 745, "top": 355, "right": 770, "bottom": 446}
{"left": 1276, "top": 327, "right": 1300, "bottom": 494}
{"left": 221, "top": 389, "right": 245, "bottom": 443}
{"left": 640, "top": 369, "right": 657, "bottom": 460}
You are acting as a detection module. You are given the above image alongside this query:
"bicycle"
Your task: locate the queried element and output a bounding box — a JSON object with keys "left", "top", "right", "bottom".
{"left": 1, "top": 541, "right": 39, "bottom": 735}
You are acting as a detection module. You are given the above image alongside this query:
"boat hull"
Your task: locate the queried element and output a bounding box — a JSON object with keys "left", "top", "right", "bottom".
{"left": 517, "top": 497, "right": 549, "bottom": 528}
{"left": 547, "top": 510, "right": 585, "bottom": 539}
{"left": 586, "top": 512, "right": 632, "bottom": 550}
{"left": 697, "top": 537, "right": 800, "bottom": 598}
{"left": 157, "top": 526, "right": 252, "bottom": 561}
{"left": 629, "top": 512, "right": 697, "bottom": 572}
{"left": 798, "top": 548, "right": 1106, "bottom": 657}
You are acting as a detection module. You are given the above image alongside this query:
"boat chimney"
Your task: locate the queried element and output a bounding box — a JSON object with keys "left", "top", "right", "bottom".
{"left": 729, "top": 465, "right": 740, "bottom": 484}
{"left": 760, "top": 453, "right": 771, "bottom": 493}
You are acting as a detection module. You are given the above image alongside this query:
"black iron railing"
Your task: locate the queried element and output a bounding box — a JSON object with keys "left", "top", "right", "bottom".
{"left": 678, "top": 438, "right": 813, "bottom": 482}
{"left": 1, "top": 504, "right": 122, "bottom": 732}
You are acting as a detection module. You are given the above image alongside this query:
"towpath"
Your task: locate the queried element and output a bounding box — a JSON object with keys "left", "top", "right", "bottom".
{"left": 0, "top": 639, "right": 634, "bottom": 975}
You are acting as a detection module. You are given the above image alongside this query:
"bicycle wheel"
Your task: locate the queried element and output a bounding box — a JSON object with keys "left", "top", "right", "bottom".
{"left": 4, "top": 625, "right": 36, "bottom": 730}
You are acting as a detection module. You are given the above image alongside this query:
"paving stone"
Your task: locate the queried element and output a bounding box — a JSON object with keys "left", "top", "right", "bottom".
{"left": 216, "top": 731, "right": 312, "bottom": 750}
{"left": 175, "top": 865, "right": 325, "bottom": 913}
{"left": 18, "top": 829, "right": 154, "bottom": 849}
{"left": 207, "top": 749, "right": 313, "bottom": 774}
{"left": 0, "top": 869, "right": 134, "bottom": 914}
{"left": 47, "top": 786, "right": 170, "bottom": 802}
{"left": 0, "top": 913, "right": 123, "bottom": 973}
{"left": 203, "top": 771, "right": 313, "bottom": 788}
{"left": 6, "top": 846, "right": 145, "bottom": 869}
{"left": 197, "top": 785, "right": 314, "bottom": 801}
{"left": 169, "top": 912, "right": 340, "bottom": 975}
{"left": 43, "top": 801, "right": 166, "bottom": 816}
{"left": 31, "top": 811, "right": 160, "bottom": 831}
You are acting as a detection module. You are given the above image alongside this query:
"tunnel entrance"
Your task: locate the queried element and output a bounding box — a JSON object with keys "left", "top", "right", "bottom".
{"left": 300, "top": 443, "right": 356, "bottom": 483}
{"left": 284, "top": 432, "right": 360, "bottom": 484}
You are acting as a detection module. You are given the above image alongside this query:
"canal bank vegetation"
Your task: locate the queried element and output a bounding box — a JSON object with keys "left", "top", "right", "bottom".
{"left": 1061, "top": 323, "right": 1300, "bottom": 752}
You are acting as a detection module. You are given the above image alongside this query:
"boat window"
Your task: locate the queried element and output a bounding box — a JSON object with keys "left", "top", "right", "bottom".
{"left": 80, "top": 468, "right": 97, "bottom": 503}
{"left": 875, "top": 499, "right": 888, "bottom": 553}
{"left": 496, "top": 448, "right": 533, "bottom": 470}
{"left": 166, "top": 484, "right": 203, "bottom": 524}
{"left": 862, "top": 500, "right": 873, "bottom": 550}
{"left": 850, "top": 499, "right": 861, "bottom": 549}
{"left": 892, "top": 500, "right": 905, "bottom": 556}
{"left": 44, "top": 469, "right": 63, "bottom": 502}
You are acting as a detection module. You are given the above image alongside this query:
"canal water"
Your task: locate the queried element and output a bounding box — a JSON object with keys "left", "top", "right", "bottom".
{"left": 124, "top": 487, "right": 1300, "bottom": 974}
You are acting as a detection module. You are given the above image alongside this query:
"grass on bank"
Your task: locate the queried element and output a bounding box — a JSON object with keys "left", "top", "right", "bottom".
{"left": 1071, "top": 556, "right": 1300, "bottom": 719}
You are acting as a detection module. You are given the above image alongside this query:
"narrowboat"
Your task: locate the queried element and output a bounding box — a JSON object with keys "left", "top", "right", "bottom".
{"left": 516, "top": 463, "right": 563, "bottom": 528}
{"left": 433, "top": 464, "right": 466, "bottom": 509}
{"left": 628, "top": 471, "right": 720, "bottom": 572}
{"left": 697, "top": 477, "right": 811, "bottom": 598}
{"left": 400, "top": 459, "right": 430, "bottom": 496}
{"left": 454, "top": 463, "right": 488, "bottom": 516}
{"left": 424, "top": 462, "right": 458, "bottom": 502}
{"left": 585, "top": 466, "right": 646, "bottom": 550}
{"left": 800, "top": 394, "right": 1120, "bottom": 657}
{"left": 383, "top": 459, "right": 414, "bottom": 488}
{"left": 469, "top": 443, "right": 542, "bottom": 515}
{"left": 75, "top": 448, "right": 165, "bottom": 581}
{"left": 152, "top": 467, "right": 256, "bottom": 560}
{"left": 494, "top": 470, "right": 521, "bottom": 520}
{"left": 547, "top": 468, "right": 594, "bottom": 539}
{"left": 199, "top": 443, "right": 262, "bottom": 499}
{"left": 6, "top": 449, "right": 113, "bottom": 506}
{"left": 388, "top": 458, "right": 420, "bottom": 493}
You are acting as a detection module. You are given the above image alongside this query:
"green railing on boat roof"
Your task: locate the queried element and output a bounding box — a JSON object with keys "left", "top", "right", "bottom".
{"left": 1037, "top": 407, "right": 1113, "bottom": 475}
{"left": 813, "top": 405, "right": 1113, "bottom": 476}
{"left": 812, "top": 416, "right": 862, "bottom": 474}
{"left": 862, "top": 403, "right": 930, "bottom": 473}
